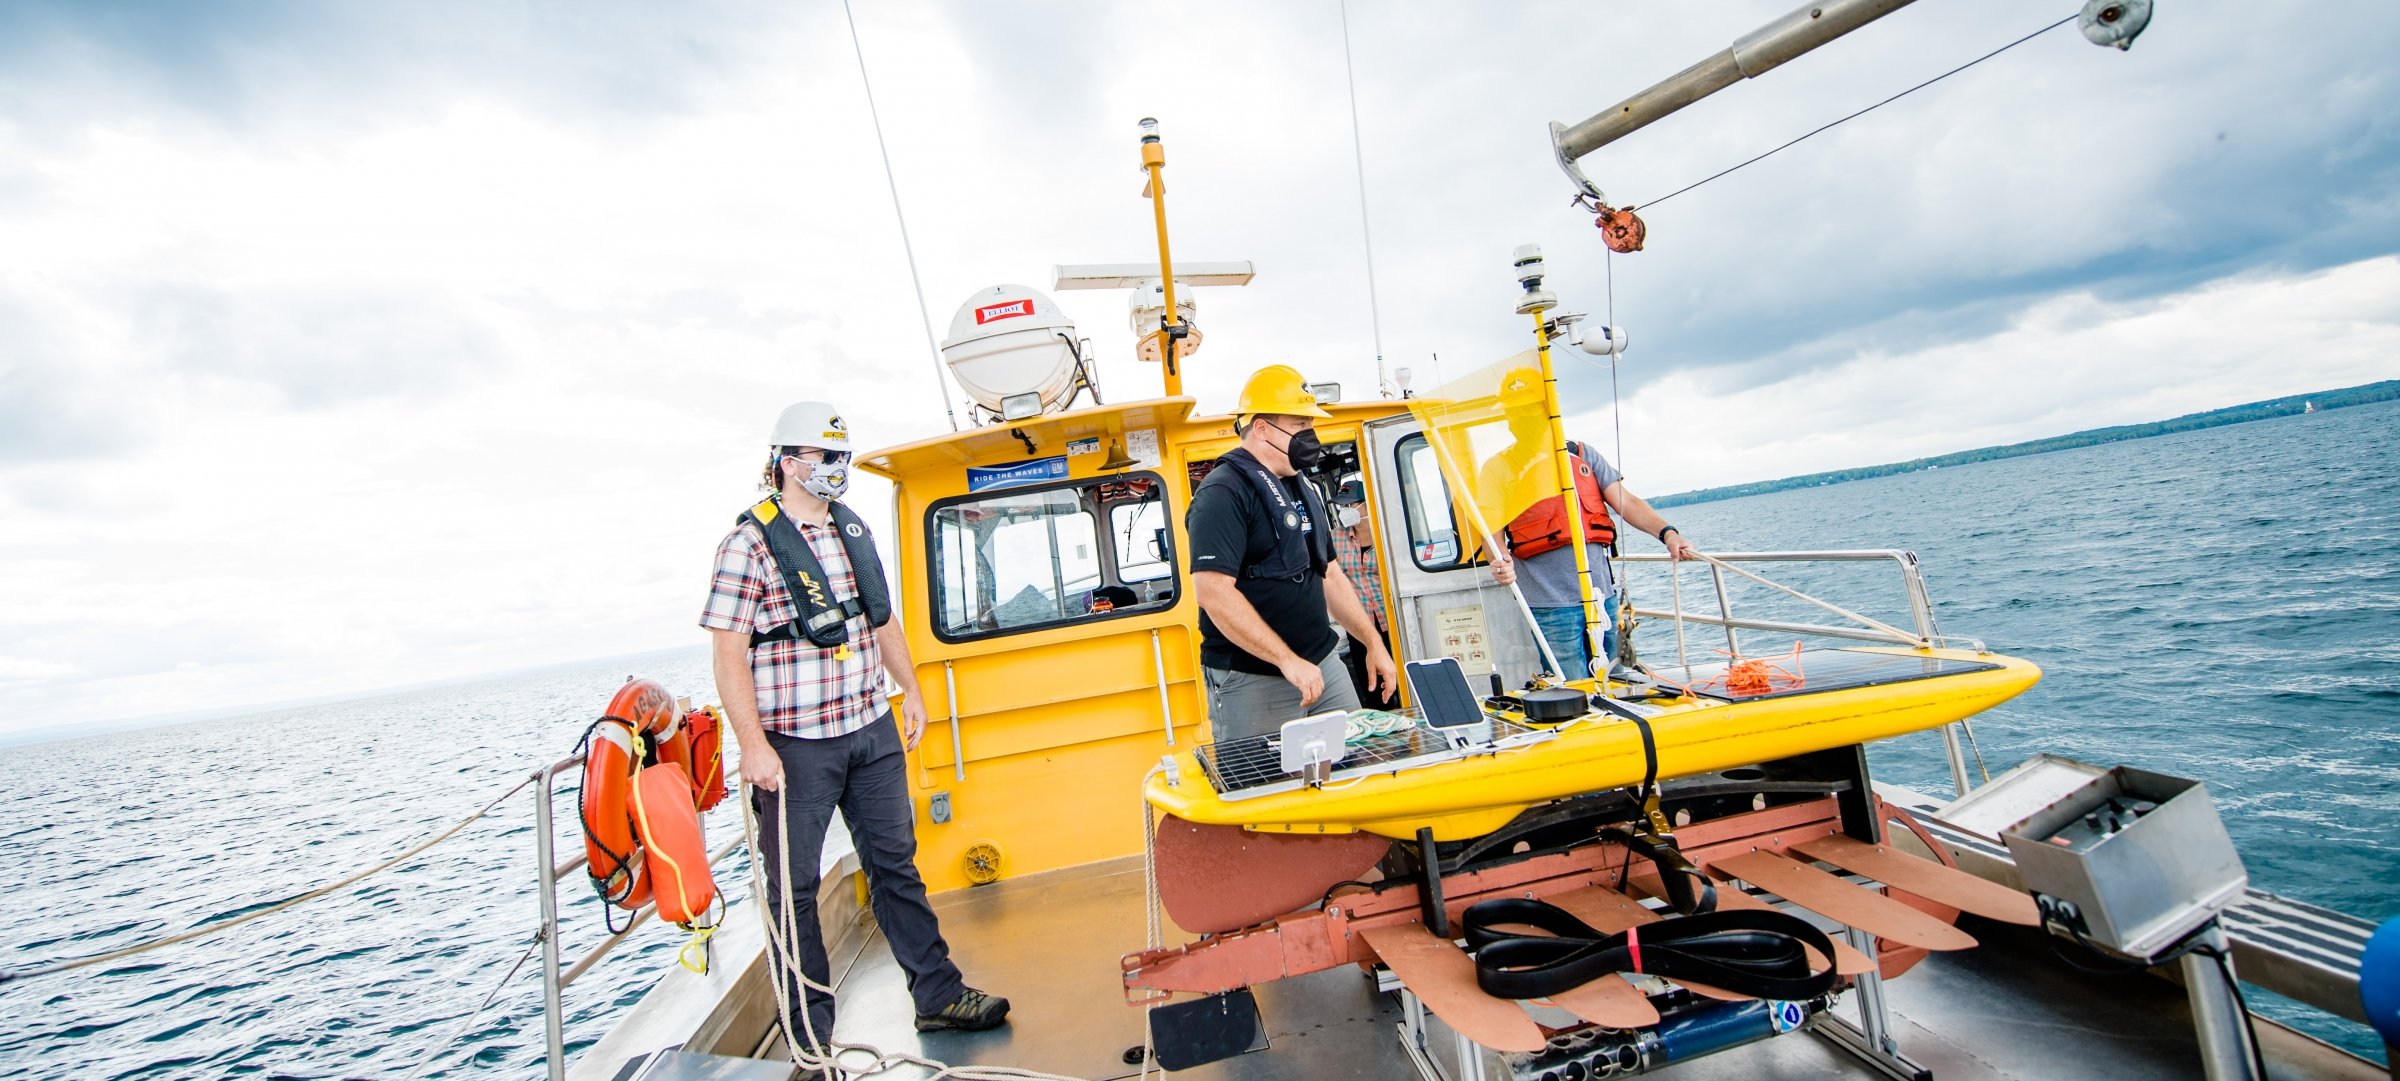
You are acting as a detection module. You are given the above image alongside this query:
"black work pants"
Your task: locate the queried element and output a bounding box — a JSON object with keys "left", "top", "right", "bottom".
{"left": 1343, "top": 624, "right": 1400, "bottom": 711}
{"left": 752, "top": 716, "right": 964, "bottom": 1048}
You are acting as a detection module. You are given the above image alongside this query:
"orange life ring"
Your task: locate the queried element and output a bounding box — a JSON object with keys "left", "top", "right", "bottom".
{"left": 578, "top": 678, "right": 717, "bottom": 924}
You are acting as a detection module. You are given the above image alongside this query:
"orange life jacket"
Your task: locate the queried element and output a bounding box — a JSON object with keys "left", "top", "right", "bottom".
{"left": 1502, "top": 441, "right": 1616, "bottom": 559}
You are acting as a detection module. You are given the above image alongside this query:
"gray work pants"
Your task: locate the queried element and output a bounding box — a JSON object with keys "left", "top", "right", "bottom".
{"left": 1203, "top": 651, "right": 1361, "bottom": 745}
{"left": 752, "top": 716, "right": 964, "bottom": 1047}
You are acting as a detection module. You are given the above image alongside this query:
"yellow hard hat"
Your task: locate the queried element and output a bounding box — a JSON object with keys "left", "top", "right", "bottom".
{"left": 1234, "top": 364, "right": 1333, "bottom": 423}
{"left": 1498, "top": 367, "right": 1546, "bottom": 409}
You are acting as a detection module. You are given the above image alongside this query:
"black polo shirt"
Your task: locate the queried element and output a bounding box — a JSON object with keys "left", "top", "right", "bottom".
{"left": 1187, "top": 470, "right": 1337, "bottom": 676}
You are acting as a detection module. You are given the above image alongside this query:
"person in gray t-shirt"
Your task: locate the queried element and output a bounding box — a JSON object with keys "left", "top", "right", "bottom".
{"left": 1489, "top": 442, "right": 1698, "bottom": 679}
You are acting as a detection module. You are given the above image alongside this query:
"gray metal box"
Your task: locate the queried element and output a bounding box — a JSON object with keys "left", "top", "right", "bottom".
{"left": 2000, "top": 763, "right": 2247, "bottom": 960}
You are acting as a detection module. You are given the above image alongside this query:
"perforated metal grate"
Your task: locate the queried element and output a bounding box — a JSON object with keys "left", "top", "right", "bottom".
{"left": 1197, "top": 712, "right": 1547, "bottom": 801}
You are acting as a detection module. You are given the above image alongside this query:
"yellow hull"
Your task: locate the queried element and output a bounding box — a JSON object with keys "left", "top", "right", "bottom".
{"left": 1142, "top": 647, "right": 2041, "bottom": 841}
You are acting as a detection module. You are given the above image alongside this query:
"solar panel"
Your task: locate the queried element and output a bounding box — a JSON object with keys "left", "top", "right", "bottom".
{"left": 1662, "top": 648, "right": 2002, "bottom": 703}
{"left": 1197, "top": 710, "right": 1547, "bottom": 801}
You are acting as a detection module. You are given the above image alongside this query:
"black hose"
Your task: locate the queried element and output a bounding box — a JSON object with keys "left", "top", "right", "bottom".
{"left": 572, "top": 716, "right": 640, "bottom": 935}
{"left": 2194, "top": 944, "right": 2272, "bottom": 1081}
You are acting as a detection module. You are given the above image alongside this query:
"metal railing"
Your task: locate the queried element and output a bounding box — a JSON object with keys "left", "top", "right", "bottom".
{"left": 530, "top": 751, "right": 746, "bottom": 1081}
{"left": 1615, "top": 549, "right": 1986, "bottom": 798}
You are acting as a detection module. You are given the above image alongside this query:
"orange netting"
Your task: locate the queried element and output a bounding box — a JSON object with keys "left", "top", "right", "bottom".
{"left": 1670, "top": 641, "right": 1807, "bottom": 698}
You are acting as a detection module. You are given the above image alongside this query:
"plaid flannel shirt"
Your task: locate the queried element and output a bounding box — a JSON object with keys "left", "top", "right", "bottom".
{"left": 698, "top": 514, "right": 888, "bottom": 739}
{"left": 1332, "top": 526, "right": 1387, "bottom": 633}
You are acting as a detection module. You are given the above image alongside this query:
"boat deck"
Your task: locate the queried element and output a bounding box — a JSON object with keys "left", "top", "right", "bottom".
{"left": 810, "top": 857, "right": 2380, "bottom": 1081}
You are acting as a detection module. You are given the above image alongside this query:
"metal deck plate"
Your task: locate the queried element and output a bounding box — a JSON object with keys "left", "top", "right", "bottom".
{"left": 1665, "top": 648, "right": 2002, "bottom": 703}
{"left": 1195, "top": 713, "right": 1547, "bottom": 800}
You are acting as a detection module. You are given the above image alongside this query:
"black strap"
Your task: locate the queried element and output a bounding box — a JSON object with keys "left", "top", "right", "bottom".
{"left": 1462, "top": 898, "right": 1836, "bottom": 1002}
{"left": 1207, "top": 448, "right": 1330, "bottom": 582}
{"left": 1627, "top": 710, "right": 1659, "bottom": 796}
{"left": 738, "top": 498, "right": 890, "bottom": 648}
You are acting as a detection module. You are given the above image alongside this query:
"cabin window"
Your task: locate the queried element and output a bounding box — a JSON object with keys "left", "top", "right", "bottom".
{"left": 1110, "top": 499, "right": 1173, "bottom": 583}
{"left": 1395, "top": 434, "right": 1474, "bottom": 571}
{"left": 928, "top": 472, "right": 1177, "bottom": 642}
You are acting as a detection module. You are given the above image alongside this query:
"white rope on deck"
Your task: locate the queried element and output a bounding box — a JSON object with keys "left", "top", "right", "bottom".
{"left": 743, "top": 779, "right": 1092, "bottom": 1080}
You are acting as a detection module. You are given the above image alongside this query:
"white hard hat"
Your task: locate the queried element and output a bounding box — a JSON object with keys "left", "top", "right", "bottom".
{"left": 769, "top": 401, "right": 851, "bottom": 453}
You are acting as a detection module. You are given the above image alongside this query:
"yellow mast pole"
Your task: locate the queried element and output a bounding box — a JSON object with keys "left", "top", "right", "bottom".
{"left": 1531, "top": 297, "right": 1602, "bottom": 681}
{"left": 1139, "top": 117, "right": 1185, "bottom": 397}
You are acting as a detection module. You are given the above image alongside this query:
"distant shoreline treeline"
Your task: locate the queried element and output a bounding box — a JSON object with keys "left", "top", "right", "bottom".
{"left": 1651, "top": 379, "right": 2400, "bottom": 509}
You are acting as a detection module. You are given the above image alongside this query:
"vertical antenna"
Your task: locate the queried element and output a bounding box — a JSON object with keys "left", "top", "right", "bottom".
{"left": 842, "top": 0, "right": 959, "bottom": 432}
{"left": 1607, "top": 248, "right": 1623, "bottom": 476}
{"left": 1338, "top": 0, "right": 1390, "bottom": 397}
{"left": 1139, "top": 117, "right": 1187, "bottom": 398}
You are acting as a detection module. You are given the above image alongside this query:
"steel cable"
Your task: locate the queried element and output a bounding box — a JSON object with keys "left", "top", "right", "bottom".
{"left": 0, "top": 770, "right": 537, "bottom": 986}
{"left": 1635, "top": 14, "right": 2079, "bottom": 213}
{"left": 839, "top": 0, "right": 961, "bottom": 433}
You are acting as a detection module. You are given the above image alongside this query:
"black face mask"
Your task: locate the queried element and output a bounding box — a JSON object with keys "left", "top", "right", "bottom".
{"left": 1270, "top": 422, "right": 1325, "bottom": 471}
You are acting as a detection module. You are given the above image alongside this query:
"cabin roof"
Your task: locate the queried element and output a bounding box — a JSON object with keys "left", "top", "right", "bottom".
{"left": 854, "top": 395, "right": 1409, "bottom": 480}
{"left": 853, "top": 397, "right": 1199, "bottom": 480}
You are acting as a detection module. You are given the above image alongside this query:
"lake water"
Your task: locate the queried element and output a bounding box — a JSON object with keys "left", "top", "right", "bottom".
{"left": 0, "top": 647, "right": 734, "bottom": 1079}
{"left": 4, "top": 400, "right": 2395, "bottom": 1076}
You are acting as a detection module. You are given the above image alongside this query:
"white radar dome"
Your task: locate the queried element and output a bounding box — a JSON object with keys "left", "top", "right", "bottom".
{"left": 939, "top": 284, "right": 1081, "bottom": 416}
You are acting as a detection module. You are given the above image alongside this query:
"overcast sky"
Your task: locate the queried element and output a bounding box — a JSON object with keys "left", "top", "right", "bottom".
{"left": 3, "top": 0, "right": 2395, "bottom": 738}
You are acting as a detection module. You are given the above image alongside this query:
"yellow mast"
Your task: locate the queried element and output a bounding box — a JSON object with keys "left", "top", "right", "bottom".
{"left": 1522, "top": 250, "right": 1604, "bottom": 678}
{"left": 1139, "top": 117, "right": 1186, "bottom": 397}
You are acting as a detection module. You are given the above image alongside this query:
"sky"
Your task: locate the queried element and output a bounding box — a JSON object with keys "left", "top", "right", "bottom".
{"left": 2, "top": 0, "right": 2395, "bottom": 738}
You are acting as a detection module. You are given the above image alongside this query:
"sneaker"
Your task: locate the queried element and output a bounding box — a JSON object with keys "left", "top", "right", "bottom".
{"left": 915, "top": 987, "right": 1010, "bottom": 1032}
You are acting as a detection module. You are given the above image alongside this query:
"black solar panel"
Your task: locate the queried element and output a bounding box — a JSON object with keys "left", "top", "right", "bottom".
{"left": 1197, "top": 712, "right": 1546, "bottom": 800}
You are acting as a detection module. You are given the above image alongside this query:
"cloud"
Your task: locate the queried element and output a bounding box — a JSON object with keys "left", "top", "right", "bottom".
{"left": 0, "top": 0, "right": 789, "bottom": 140}
{"left": 128, "top": 284, "right": 504, "bottom": 406}
{"left": 1, "top": 0, "right": 2396, "bottom": 734}
{"left": 0, "top": 297, "right": 130, "bottom": 461}
{"left": 1583, "top": 256, "right": 2400, "bottom": 496}
{"left": 1514, "top": 0, "right": 2400, "bottom": 411}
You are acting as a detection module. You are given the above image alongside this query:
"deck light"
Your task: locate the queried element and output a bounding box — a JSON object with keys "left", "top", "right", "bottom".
{"left": 1000, "top": 392, "right": 1044, "bottom": 421}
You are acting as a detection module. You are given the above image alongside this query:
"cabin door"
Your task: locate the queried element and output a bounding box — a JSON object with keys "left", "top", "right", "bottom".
{"left": 1361, "top": 413, "right": 1551, "bottom": 695}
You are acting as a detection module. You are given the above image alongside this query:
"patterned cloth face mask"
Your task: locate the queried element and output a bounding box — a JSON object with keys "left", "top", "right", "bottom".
{"left": 793, "top": 452, "right": 851, "bottom": 501}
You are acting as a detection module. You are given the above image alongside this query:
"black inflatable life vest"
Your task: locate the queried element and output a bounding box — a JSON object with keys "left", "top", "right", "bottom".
{"left": 1196, "top": 447, "right": 1332, "bottom": 582}
{"left": 735, "top": 497, "right": 892, "bottom": 648}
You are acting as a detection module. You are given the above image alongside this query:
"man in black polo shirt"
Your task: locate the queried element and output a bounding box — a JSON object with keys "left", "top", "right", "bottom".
{"left": 1186, "top": 365, "right": 1396, "bottom": 745}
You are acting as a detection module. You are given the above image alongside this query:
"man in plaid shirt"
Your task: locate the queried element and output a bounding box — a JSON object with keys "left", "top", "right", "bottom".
{"left": 1329, "top": 480, "right": 1399, "bottom": 710}
{"left": 702, "top": 401, "right": 1008, "bottom": 1051}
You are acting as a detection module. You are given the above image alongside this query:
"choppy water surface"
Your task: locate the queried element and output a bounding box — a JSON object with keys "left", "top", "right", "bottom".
{"left": 0, "top": 648, "right": 737, "bottom": 1079}
{"left": 4, "top": 401, "right": 2395, "bottom": 1076}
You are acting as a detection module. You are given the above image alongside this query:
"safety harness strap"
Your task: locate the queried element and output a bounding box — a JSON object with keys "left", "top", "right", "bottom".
{"left": 739, "top": 497, "right": 891, "bottom": 649}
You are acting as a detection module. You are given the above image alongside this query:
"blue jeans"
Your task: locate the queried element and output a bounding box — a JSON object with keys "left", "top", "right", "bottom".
{"left": 1532, "top": 595, "right": 1617, "bottom": 679}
